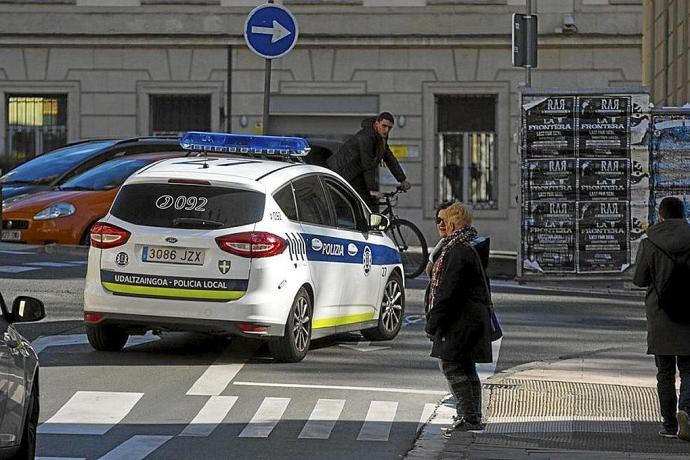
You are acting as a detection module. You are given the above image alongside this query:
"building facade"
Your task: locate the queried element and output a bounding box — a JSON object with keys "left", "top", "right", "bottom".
{"left": 642, "top": 0, "right": 690, "bottom": 106}
{"left": 0, "top": 0, "right": 642, "bottom": 250}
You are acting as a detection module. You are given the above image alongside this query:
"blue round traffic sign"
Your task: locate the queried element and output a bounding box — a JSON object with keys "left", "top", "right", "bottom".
{"left": 244, "top": 4, "right": 299, "bottom": 60}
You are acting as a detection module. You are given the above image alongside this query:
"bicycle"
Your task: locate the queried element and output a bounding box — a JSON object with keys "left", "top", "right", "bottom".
{"left": 377, "top": 186, "right": 429, "bottom": 279}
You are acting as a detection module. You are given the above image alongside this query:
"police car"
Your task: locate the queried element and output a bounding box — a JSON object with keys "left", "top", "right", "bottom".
{"left": 83, "top": 132, "right": 405, "bottom": 362}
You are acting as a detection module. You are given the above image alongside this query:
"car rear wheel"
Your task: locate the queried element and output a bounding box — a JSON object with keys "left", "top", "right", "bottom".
{"left": 362, "top": 271, "right": 404, "bottom": 341}
{"left": 86, "top": 324, "right": 129, "bottom": 351}
{"left": 16, "top": 374, "right": 38, "bottom": 460}
{"left": 269, "top": 287, "right": 312, "bottom": 363}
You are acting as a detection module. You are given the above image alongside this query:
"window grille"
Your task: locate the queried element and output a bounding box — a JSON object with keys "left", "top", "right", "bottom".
{"left": 4, "top": 95, "right": 68, "bottom": 171}
{"left": 437, "top": 95, "right": 497, "bottom": 209}
{"left": 150, "top": 94, "right": 211, "bottom": 136}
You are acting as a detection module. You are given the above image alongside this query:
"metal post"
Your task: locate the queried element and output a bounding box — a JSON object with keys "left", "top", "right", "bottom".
{"left": 226, "top": 45, "right": 232, "bottom": 132}
{"left": 261, "top": 0, "right": 275, "bottom": 135}
{"left": 525, "top": 0, "right": 533, "bottom": 88}
{"left": 262, "top": 58, "right": 272, "bottom": 135}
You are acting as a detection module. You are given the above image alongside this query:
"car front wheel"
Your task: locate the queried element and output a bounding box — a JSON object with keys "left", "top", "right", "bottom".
{"left": 269, "top": 287, "right": 312, "bottom": 363}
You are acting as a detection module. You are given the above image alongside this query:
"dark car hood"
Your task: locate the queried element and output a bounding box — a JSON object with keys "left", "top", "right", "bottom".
{"left": 1, "top": 184, "right": 52, "bottom": 202}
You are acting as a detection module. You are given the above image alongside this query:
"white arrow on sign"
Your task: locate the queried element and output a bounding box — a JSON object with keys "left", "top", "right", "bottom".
{"left": 251, "top": 20, "right": 291, "bottom": 43}
{"left": 338, "top": 341, "right": 390, "bottom": 353}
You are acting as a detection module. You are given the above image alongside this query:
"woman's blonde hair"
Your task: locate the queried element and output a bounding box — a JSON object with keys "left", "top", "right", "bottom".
{"left": 442, "top": 202, "right": 473, "bottom": 228}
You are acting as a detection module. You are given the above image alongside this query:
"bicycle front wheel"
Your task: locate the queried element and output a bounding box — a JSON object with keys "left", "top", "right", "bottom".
{"left": 386, "top": 218, "right": 428, "bottom": 279}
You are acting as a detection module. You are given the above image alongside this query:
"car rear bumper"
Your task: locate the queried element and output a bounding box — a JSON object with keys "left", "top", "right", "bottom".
{"left": 84, "top": 311, "right": 285, "bottom": 337}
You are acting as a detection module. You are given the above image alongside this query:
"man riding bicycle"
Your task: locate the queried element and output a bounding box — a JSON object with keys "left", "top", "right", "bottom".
{"left": 327, "top": 112, "right": 411, "bottom": 211}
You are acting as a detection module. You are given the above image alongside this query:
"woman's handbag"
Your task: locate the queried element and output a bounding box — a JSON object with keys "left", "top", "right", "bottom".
{"left": 470, "top": 244, "right": 503, "bottom": 342}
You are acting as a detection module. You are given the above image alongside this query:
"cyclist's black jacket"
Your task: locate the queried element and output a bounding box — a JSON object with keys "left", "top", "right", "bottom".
{"left": 327, "top": 117, "right": 406, "bottom": 195}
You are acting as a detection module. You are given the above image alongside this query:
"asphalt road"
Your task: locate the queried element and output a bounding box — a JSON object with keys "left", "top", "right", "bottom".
{"left": 1, "top": 243, "right": 650, "bottom": 459}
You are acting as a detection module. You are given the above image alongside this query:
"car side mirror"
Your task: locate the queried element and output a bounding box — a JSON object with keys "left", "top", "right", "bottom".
{"left": 369, "top": 213, "right": 389, "bottom": 232}
{"left": 11, "top": 296, "right": 46, "bottom": 323}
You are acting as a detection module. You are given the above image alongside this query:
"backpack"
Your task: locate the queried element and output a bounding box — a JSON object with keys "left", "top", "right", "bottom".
{"left": 647, "top": 239, "right": 690, "bottom": 323}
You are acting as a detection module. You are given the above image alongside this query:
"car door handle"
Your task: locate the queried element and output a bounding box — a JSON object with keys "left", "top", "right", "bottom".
{"left": 2, "top": 332, "right": 18, "bottom": 348}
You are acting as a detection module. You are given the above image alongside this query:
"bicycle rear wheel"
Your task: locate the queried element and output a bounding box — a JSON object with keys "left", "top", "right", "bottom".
{"left": 386, "top": 218, "right": 428, "bottom": 279}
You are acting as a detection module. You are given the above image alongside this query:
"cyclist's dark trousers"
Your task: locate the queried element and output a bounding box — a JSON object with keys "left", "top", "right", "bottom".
{"left": 350, "top": 174, "right": 378, "bottom": 212}
{"left": 440, "top": 359, "right": 482, "bottom": 423}
{"left": 656, "top": 355, "right": 690, "bottom": 431}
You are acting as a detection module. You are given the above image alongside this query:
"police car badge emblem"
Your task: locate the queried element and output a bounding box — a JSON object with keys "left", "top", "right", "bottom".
{"left": 115, "top": 252, "right": 129, "bottom": 267}
{"left": 218, "top": 260, "right": 231, "bottom": 274}
{"left": 363, "top": 246, "right": 372, "bottom": 276}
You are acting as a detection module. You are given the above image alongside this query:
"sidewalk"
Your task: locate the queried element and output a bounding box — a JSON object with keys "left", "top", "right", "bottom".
{"left": 411, "top": 345, "right": 690, "bottom": 459}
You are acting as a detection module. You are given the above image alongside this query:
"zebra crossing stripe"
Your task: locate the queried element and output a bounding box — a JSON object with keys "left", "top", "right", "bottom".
{"left": 97, "top": 435, "right": 172, "bottom": 460}
{"left": 357, "top": 401, "right": 398, "bottom": 441}
{"left": 298, "top": 399, "right": 346, "bottom": 439}
{"left": 0, "top": 265, "right": 40, "bottom": 273}
{"left": 38, "top": 391, "right": 144, "bottom": 435}
{"left": 179, "top": 396, "right": 238, "bottom": 437}
{"left": 186, "top": 342, "right": 250, "bottom": 396}
{"left": 238, "top": 397, "right": 290, "bottom": 438}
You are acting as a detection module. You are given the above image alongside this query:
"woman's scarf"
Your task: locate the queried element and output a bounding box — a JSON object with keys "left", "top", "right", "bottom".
{"left": 428, "top": 225, "right": 478, "bottom": 310}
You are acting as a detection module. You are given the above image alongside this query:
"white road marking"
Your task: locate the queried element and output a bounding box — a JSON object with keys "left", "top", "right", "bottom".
{"left": 0, "top": 265, "right": 40, "bottom": 273}
{"left": 338, "top": 341, "right": 390, "bottom": 352}
{"left": 0, "top": 250, "right": 36, "bottom": 255}
{"left": 37, "top": 457, "right": 86, "bottom": 460}
{"left": 25, "top": 261, "right": 80, "bottom": 267}
{"left": 97, "top": 435, "right": 172, "bottom": 460}
{"left": 357, "top": 401, "right": 398, "bottom": 441}
{"left": 233, "top": 381, "right": 447, "bottom": 396}
{"left": 417, "top": 403, "right": 436, "bottom": 433}
{"left": 298, "top": 399, "right": 345, "bottom": 439}
{"left": 186, "top": 344, "right": 252, "bottom": 396}
{"left": 179, "top": 396, "right": 238, "bottom": 437}
{"left": 238, "top": 397, "right": 290, "bottom": 438}
{"left": 32, "top": 333, "right": 159, "bottom": 354}
{"left": 39, "top": 391, "right": 143, "bottom": 435}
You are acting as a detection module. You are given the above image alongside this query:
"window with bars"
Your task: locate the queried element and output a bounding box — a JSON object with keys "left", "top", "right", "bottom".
{"left": 4, "top": 95, "right": 68, "bottom": 170}
{"left": 437, "top": 95, "right": 497, "bottom": 209}
{"left": 150, "top": 94, "right": 211, "bottom": 136}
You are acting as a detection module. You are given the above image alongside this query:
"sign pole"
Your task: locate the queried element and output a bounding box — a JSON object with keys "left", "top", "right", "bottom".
{"left": 263, "top": 58, "right": 272, "bottom": 135}
{"left": 261, "top": 0, "right": 274, "bottom": 135}
{"left": 525, "top": 0, "right": 533, "bottom": 88}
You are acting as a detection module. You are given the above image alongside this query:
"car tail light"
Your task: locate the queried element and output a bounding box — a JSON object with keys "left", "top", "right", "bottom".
{"left": 84, "top": 312, "right": 104, "bottom": 323}
{"left": 216, "top": 231, "right": 287, "bottom": 258}
{"left": 90, "top": 222, "right": 131, "bottom": 249}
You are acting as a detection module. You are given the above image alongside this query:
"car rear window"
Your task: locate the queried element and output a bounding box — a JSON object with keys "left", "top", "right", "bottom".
{"left": 111, "top": 183, "right": 265, "bottom": 229}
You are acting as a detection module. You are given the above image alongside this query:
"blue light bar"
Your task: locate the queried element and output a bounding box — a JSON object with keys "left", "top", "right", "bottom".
{"left": 180, "top": 131, "right": 310, "bottom": 157}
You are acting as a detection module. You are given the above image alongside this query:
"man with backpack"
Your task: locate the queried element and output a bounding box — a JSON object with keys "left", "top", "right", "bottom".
{"left": 633, "top": 196, "right": 690, "bottom": 441}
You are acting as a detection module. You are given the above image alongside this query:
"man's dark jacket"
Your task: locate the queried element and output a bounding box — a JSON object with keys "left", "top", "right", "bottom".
{"left": 633, "top": 219, "right": 690, "bottom": 356}
{"left": 327, "top": 117, "right": 406, "bottom": 198}
{"left": 425, "top": 238, "right": 493, "bottom": 363}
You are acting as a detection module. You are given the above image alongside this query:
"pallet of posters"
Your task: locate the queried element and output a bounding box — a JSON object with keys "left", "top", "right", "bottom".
{"left": 521, "top": 91, "right": 650, "bottom": 275}
{"left": 650, "top": 112, "right": 690, "bottom": 225}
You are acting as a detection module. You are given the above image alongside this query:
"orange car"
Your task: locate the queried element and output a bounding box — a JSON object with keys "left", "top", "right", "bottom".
{"left": 1, "top": 152, "right": 187, "bottom": 245}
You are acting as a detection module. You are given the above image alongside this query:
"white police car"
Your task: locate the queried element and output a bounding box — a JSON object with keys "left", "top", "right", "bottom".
{"left": 83, "top": 132, "right": 405, "bottom": 362}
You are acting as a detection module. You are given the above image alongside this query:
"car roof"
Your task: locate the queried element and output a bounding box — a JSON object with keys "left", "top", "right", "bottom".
{"left": 132, "top": 156, "right": 309, "bottom": 182}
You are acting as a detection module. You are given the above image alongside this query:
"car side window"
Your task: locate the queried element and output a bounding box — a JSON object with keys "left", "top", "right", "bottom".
{"left": 292, "top": 175, "right": 332, "bottom": 226}
{"left": 273, "top": 183, "right": 298, "bottom": 221}
{"left": 323, "top": 180, "right": 357, "bottom": 231}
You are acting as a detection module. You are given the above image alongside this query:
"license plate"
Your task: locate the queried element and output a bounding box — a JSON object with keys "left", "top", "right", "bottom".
{"left": 1, "top": 230, "right": 21, "bottom": 241}
{"left": 142, "top": 246, "right": 204, "bottom": 266}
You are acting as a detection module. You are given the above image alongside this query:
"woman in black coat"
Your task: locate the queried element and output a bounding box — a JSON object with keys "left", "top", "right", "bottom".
{"left": 425, "top": 202, "right": 492, "bottom": 432}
